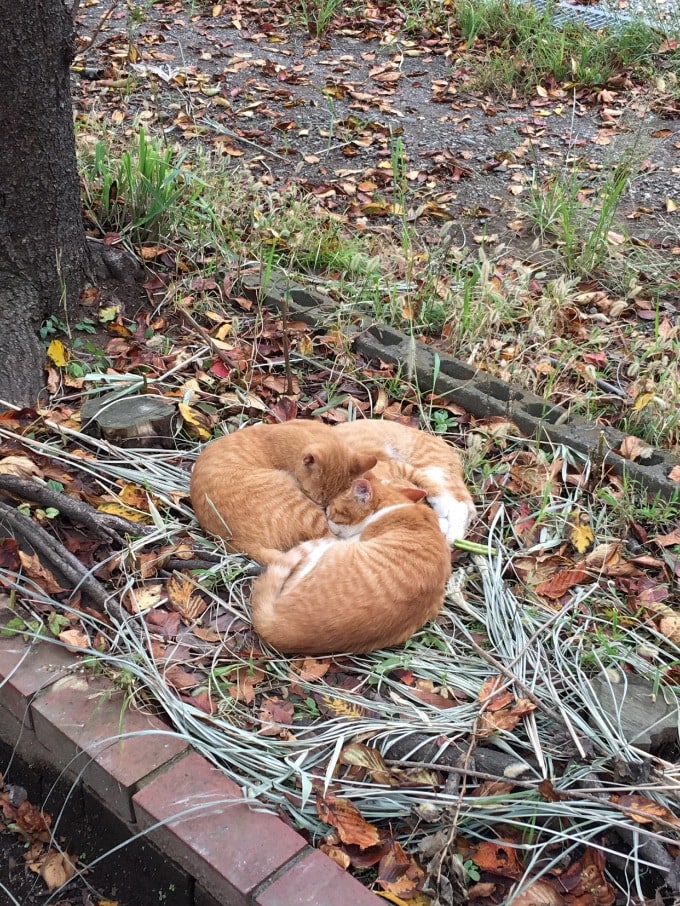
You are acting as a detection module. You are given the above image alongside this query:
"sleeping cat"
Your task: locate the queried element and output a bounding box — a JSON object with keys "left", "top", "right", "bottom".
{"left": 189, "top": 420, "right": 377, "bottom": 565}
{"left": 250, "top": 473, "right": 452, "bottom": 655}
{"left": 190, "top": 418, "right": 475, "bottom": 564}
{"left": 334, "top": 420, "right": 476, "bottom": 545}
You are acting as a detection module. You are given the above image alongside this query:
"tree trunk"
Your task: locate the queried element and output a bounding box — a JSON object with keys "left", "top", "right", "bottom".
{"left": 0, "top": 0, "right": 92, "bottom": 407}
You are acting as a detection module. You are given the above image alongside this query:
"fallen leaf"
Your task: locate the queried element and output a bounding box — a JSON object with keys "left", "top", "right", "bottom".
{"left": 377, "top": 839, "right": 425, "bottom": 898}
{"left": 124, "top": 582, "right": 163, "bottom": 613}
{"left": 58, "top": 629, "right": 90, "bottom": 651}
{"left": 655, "top": 530, "right": 680, "bottom": 548}
{"left": 47, "top": 339, "right": 69, "bottom": 367}
{"left": 613, "top": 793, "right": 680, "bottom": 828}
{"left": 227, "top": 666, "right": 265, "bottom": 704}
{"left": 319, "top": 843, "right": 351, "bottom": 870}
{"left": 316, "top": 794, "right": 382, "bottom": 850}
{"left": 511, "top": 879, "right": 565, "bottom": 905}
{"left": 535, "top": 567, "right": 589, "bottom": 599}
{"left": 0, "top": 455, "right": 41, "bottom": 478}
{"left": 17, "top": 551, "right": 64, "bottom": 595}
{"left": 569, "top": 511, "right": 594, "bottom": 554}
{"left": 34, "top": 849, "right": 77, "bottom": 891}
{"left": 179, "top": 402, "right": 212, "bottom": 440}
{"left": 619, "top": 435, "right": 654, "bottom": 461}
{"left": 478, "top": 675, "right": 514, "bottom": 710}
{"left": 340, "top": 743, "right": 396, "bottom": 786}
{"left": 472, "top": 840, "right": 523, "bottom": 879}
{"left": 167, "top": 572, "right": 206, "bottom": 623}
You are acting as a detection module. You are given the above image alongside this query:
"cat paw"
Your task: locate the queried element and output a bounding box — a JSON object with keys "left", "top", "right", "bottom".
{"left": 429, "top": 495, "right": 475, "bottom": 544}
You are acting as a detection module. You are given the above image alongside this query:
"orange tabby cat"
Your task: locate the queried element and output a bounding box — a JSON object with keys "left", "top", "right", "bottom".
{"left": 189, "top": 420, "right": 377, "bottom": 564}
{"left": 334, "top": 420, "right": 476, "bottom": 545}
{"left": 251, "top": 473, "right": 452, "bottom": 655}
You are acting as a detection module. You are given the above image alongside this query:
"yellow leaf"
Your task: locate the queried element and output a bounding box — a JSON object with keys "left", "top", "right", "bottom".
{"left": 569, "top": 512, "right": 594, "bottom": 554}
{"left": 97, "top": 501, "right": 149, "bottom": 523}
{"left": 632, "top": 392, "right": 656, "bottom": 412}
{"left": 47, "top": 339, "right": 69, "bottom": 367}
{"left": 321, "top": 695, "right": 366, "bottom": 719}
{"left": 666, "top": 198, "right": 678, "bottom": 213}
{"left": 179, "top": 403, "right": 212, "bottom": 440}
{"left": 376, "top": 893, "right": 431, "bottom": 905}
{"left": 215, "top": 322, "right": 232, "bottom": 341}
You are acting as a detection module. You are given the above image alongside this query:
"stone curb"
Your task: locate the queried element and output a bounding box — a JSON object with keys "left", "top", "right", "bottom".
{"left": 0, "top": 636, "right": 382, "bottom": 906}
{"left": 240, "top": 273, "right": 680, "bottom": 501}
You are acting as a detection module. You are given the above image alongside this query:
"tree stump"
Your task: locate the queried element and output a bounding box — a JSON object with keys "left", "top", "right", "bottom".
{"left": 81, "top": 394, "right": 176, "bottom": 448}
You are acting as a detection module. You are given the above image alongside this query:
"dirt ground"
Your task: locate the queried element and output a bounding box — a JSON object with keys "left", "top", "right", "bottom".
{"left": 73, "top": 0, "right": 680, "bottom": 261}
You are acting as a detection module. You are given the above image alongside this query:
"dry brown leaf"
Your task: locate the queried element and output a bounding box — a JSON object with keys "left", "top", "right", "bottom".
{"left": 319, "top": 843, "right": 351, "bottom": 870}
{"left": 0, "top": 455, "right": 42, "bottom": 478}
{"left": 613, "top": 793, "right": 680, "bottom": 828}
{"left": 377, "top": 839, "right": 425, "bottom": 898}
{"left": 339, "top": 743, "right": 396, "bottom": 786}
{"left": 669, "top": 464, "right": 680, "bottom": 482}
{"left": 227, "top": 666, "right": 265, "bottom": 704}
{"left": 167, "top": 572, "right": 206, "bottom": 623}
{"left": 511, "top": 879, "right": 565, "bottom": 905}
{"left": 291, "top": 657, "right": 331, "bottom": 682}
{"left": 478, "top": 675, "right": 514, "bottom": 711}
{"left": 535, "top": 567, "right": 589, "bottom": 600}
{"left": 17, "top": 551, "right": 64, "bottom": 595}
{"left": 619, "top": 435, "right": 653, "bottom": 461}
{"left": 655, "top": 529, "right": 680, "bottom": 548}
{"left": 124, "top": 582, "right": 163, "bottom": 613}
{"left": 58, "top": 629, "right": 90, "bottom": 651}
{"left": 316, "top": 794, "right": 382, "bottom": 850}
{"left": 38, "top": 850, "right": 77, "bottom": 891}
{"left": 472, "top": 840, "right": 523, "bottom": 879}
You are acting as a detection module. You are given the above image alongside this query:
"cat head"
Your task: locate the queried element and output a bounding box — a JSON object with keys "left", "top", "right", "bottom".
{"left": 326, "top": 474, "right": 427, "bottom": 538}
{"left": 295, "top": 438, "right": 377, "bottom": 506}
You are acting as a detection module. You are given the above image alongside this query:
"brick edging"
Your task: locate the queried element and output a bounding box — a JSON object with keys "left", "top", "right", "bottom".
{"left": 0, "top": 636, "right": 382, "bottom": 906}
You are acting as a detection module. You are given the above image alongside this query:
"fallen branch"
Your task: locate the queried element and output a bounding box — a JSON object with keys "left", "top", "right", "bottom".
{"left": 0, "top": 474, "right": 153, "bottom": 543}
{"left": 0, "top": 499, "right": 116, "bottom": 616}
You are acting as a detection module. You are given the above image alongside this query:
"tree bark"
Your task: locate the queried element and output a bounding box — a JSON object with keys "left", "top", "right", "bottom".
{"left": 0, "top": 0, "right": 92, "bottom": 407}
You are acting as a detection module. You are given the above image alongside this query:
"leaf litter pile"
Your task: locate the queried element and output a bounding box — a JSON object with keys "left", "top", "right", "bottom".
{"left": 3, "top": 0, "right": 680, "bottom": 903}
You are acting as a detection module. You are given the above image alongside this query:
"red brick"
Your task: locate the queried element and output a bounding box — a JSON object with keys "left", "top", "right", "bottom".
{"left": 132, "top": 752, "right": 306, "bottom": 906}
{"left": 0, "top": 636, "right": 80, "bottom": 726}
{"left": 255, "top": 850, "right": 383, "bottom": 905}
{"left": 31, "top": 673, "right": 187, "bottom": 822}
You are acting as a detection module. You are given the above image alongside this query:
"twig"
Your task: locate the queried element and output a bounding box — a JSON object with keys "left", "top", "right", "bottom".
{"left": 176, "top": 302, "right": 243, "bottom": 374}
{"left": 548, "top": 355, "right": 627, "bottom": 399}
{"left": 0, "top": 475, "right": 153, "bottom": 542}
{"left": 201, "top": 117, "right": 290, "bottom": 163}
{"left": 280, "top": 292, "right": 295, "bottom": 397}
{"left": 74, "top": 0, "right": 120, "bottom": 56}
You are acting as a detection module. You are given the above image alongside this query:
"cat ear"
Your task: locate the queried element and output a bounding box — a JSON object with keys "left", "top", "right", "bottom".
{"left": 400, "top": 487, "right": 427, "bottom": 503}
{"left": 355, "top": 454, "right": 377, "bottom": 474}
{"left": 352, "top": 478, "right": 373, "bottom": 504}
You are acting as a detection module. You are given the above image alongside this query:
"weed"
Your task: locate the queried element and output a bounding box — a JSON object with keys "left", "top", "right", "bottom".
{"left": 526, "top": 149, "right": 634, "bottom": 275}
{"left": 456, "top": 0, "right": 677, "bottom": 96}
{"left": 80, "top": 128, "right": 194, "bottom": 244}
{"left": 293, "top": 0, "right": 344, "bottom": 36}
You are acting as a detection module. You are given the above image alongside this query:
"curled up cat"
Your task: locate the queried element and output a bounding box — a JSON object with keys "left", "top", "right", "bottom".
{"left": 190, "top": 419, "right": 476, "bottom": 564}
{"left": 250, "top": 473, "right": 452, "bottom": 655}
{"left": 189, "top": 420, "right": 377, "bottom": 565}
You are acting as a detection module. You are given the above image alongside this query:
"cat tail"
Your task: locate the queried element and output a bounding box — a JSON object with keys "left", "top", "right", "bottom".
{"left": 251, "top": 552, "right": 301, "bottom": 636}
